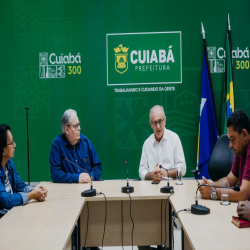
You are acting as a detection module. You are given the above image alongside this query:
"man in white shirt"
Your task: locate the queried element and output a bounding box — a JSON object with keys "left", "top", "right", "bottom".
{"left": 139, "top": 105, "right": 186, "bottom": 181}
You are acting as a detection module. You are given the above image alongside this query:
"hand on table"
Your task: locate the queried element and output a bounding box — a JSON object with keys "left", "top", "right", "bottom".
{"left": 29, "top": 186, "right": 48, "bottom": 201}
{"left": 198, "top": 177, "right": 212, "bottom": 199}
{"left": 152, "top": 162, "right": 162, "bottom": 182}
{"left": 37, "top": 186, "right": 48, "bottom": 201}
{"left": 79, "top": 173, "right": 92, "bottom": 183}
{"left": 237, "top": 200, "right": 250, "bottom": 221}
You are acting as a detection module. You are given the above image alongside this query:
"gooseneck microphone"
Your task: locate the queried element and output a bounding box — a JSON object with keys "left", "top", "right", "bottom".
{"left": 121, "top": 160, "right": 134, "bottom": 193}
{"left": 159, "top": 165, "right": 173, "bottom": 193}
{"left": 61, "top": 155, "right": 96, "bottom": 197}
{"left": 191, "top": 184, "right": 240, "bottom": 215}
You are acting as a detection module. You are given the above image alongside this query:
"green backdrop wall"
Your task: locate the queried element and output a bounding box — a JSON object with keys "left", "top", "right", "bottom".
{"left": 0, "top": 0, "right": 250, "bottom": 181}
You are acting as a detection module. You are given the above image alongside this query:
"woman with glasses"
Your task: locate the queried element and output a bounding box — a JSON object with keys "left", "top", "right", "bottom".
{"left": 0, "top": 124, "right": 48, "bottom": 210}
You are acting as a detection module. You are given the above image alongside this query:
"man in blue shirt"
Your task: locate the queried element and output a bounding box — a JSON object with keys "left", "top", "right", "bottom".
{"left": 49, "top": 109, "right": 102, "bottom": 183}
{"left": 50, "top": 109, "right": 102, "bottom": 250}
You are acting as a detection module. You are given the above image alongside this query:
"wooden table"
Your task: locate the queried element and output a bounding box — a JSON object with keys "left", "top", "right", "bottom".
{"left": 169, "top": 180, "right": 250, "bottom": 250}
{"left": 0, "top": 180, "right": 173, "bottom": 250}
{"left": 0, "top": 195, "right": 85, "bottom": 250}
{"left": 41, "top": 180, "right": 173, "bottom": 248}
{"left": 1, "top": 179, "right": 247, "bottom": 250}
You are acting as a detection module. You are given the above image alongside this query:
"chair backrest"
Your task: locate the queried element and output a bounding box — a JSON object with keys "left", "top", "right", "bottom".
{"left": 208, "top": 134, "right": 235, "bottom": 181}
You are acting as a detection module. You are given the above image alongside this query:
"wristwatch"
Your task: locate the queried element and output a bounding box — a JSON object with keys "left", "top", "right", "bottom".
{"left": 210, "top": 188, "right": 217, "bottom": 200}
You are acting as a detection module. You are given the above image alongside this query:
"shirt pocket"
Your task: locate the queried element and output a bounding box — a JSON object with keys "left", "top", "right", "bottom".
{"left": 83, "top": 157, "right": 91, "bottom": 172}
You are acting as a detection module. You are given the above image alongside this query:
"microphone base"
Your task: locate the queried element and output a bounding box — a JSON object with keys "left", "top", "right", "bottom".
{"left": 175, "top": 182, "right": 183, "bottom": 185}
{"left": 81, "top": 189, "right": 96, "bottom": 197}
{"left": 191, "top": 204, "right": 210, "bottom": 215}
{"left": 121, "top": 186, "right": 134, "bottom": 193}
{"left": 160, "top": 186, "right": 173, "bottom": 193}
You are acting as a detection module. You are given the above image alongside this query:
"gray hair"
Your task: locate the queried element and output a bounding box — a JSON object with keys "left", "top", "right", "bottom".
{"left": 149, "top": 105, "right": 165, "bottom": 120}
{"left": 61, "top": 109, "right": 77, "bottom": 133}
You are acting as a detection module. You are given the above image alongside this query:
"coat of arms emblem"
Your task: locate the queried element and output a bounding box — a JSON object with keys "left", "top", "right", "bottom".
{"left": 114, "top": 44, "right": 129, "bottom": 74}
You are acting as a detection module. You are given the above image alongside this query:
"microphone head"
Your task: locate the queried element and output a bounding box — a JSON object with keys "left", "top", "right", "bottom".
{"left": 124, "top": 159, "right": 127, "bottom": 164}
{"left": 234, "top": 186, "right": 240, "bottom": 192}
{"left": 159, "top": 165, "right": 162, "bottom": 168}
{"left": 61, "top": 155, "right": 66, "bottom": 160}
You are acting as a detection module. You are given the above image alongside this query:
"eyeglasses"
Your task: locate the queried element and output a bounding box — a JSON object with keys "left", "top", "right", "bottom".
{"left": 7, "top": 141, "right": 15, "bottom": 147}
{"left": 151, "top": 118, "right": 165, "bottom": 127}
{"left": 67, "top": 123, "right": 81, "bottom": 130}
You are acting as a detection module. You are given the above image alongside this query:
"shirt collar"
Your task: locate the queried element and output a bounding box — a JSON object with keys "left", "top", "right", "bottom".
{"left": 0, "top": 160, "right": 13, "bottom": 177}
{"left": 62, "top": 133, "right": 71, "bottom": 146}
{"left": 62, "top": 133, "right": 80, "bottom": 147}
{"left": 152, "top": 127, "right": 167, "bottom": 144}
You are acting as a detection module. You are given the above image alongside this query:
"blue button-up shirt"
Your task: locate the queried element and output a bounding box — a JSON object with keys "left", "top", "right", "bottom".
{"left": 49, "top": 133, "right": 102, "bottom": 183}
{"left": 0, "top": 159, "right": 33, "bottom": 210}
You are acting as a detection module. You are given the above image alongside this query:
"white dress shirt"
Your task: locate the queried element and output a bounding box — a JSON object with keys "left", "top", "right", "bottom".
{"left": 139, "top": 128, "right": 186, "bottom": 180}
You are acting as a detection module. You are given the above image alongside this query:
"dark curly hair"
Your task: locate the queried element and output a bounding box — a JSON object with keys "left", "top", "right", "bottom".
{"left": 0, "top": 124, "right": 11, "bottom": 163}
{"left": 227, "top": 110, "right": 250, "bottom": 134}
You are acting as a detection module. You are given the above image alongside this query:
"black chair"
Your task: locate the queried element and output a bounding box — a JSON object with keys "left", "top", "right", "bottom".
{"left": 208, "top": 134, "right": 234, "bottom": 181}
{"left": 0, "top": 209, "right": 7, "bottom": 219}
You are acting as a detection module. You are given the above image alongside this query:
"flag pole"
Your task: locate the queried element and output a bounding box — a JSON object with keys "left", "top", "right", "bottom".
{"left": 228, "top": 13, "right": 235, "bottom": 108}
{"left": 201, "top": 22, "right": 218, "bottom": 132}
{"left": 228, "top": 14, "right": 233, "bottom": 74}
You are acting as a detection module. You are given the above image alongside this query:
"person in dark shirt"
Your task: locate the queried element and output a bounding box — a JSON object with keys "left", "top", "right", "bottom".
{"left": 199, "top": 110, "right": 250, "bottom": 202}
{"left": 0, "top": 124, "right": 48, "bottom": 210}
{"left": 49, "top": 109, "right": 102, "bottom": 183}
{"left": 49, "top": 109, "right": 102, "bottom": 250}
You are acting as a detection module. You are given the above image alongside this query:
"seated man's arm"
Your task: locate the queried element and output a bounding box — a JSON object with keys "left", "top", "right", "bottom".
{"left": 88, "top": 140, "right": 102, "bottom": 181}
{"left": 139, "top": 144, "right": 162, "bottom": 181}
{"left": 198, "top": 171, "right": 249, "bottom": 202}
{"left": 167, "top": 168, "right": 177, "bottom": 178}
{"left": 50, "top": 143, "right": 80, "bottom": 183}
{"left": 139, "top": 144, "right": 149, "bottom": 180}
{"left": 160, "top": 134, "right": 186, "bottom": 179}
{"left": 225, "top": 179, "right": 250, "bottom": 201}
{"left": 145, "top": 172, "right": 153, "bottom": 180}
{"left": 198, "top": 173, "right": 234, "bottom": 199}
{"left": 215, "top": 172, "right": 250, "bottom": 201}
{"left": 141, "top": 163, "right": 160, "bottom": 181}
{"left": 173, "top": 135, "right": 186, "bottom": 178}
{"left": 145, "top": 163, "right": 162, "bottom": 181}
{"left": 160, "top": 168, "right": 177, "bottom": 179}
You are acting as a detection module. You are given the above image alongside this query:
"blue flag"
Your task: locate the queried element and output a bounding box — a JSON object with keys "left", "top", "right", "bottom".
{"left": 197, "top": 51, "right": 218, "bottom": 179}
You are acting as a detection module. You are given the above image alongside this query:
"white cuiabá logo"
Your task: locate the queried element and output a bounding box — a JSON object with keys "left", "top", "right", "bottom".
{"left": 39, "top": 52, "right": 81, "bottom": 79}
